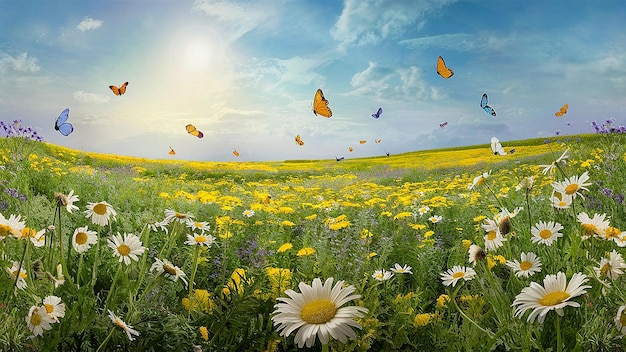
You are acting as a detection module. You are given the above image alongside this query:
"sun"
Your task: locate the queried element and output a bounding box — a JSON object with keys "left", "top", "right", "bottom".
{"left": 181, "top": 35, "right": 213, "bottom": 71}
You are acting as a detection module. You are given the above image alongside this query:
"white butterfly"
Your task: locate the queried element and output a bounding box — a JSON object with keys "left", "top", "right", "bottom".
{"left": 490, "top": 137, "right": 506, "bottom": 155}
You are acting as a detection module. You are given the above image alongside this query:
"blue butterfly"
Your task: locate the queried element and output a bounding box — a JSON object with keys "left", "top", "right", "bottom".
{"left": 372, "top": 107, "right": 382, "bottom": 119}
{"left": 54, "top": 108, "right": 73, "bottom": 136}
{"left": 480, "top": 94, "right": 496, "bottom": 116}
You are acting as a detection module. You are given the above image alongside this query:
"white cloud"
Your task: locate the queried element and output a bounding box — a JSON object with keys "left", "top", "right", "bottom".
{"left": 192, "top": 0, "right": 279, "bottom": 41}
{"left": 77, "top": 17, "right": 103, "bottom": 31}
{"left": 73, "top": 91, "right": 111, "bottom": 104}
{"left": 348, "top": 62, "right": 434, "bottom": 101}
{"left": 331, "top": 0, "right": 456, "bottom": 47}
{"left": 0, "top": 52, "right": 40, "bottom": 73}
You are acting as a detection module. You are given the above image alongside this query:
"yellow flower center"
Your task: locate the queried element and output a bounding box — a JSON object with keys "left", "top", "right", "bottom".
{"left": 0, "top": 224, "right": 9, "bottom": 237}
{"left": 582, "top": 224, "right": 598, "bottom": 236}
{"left": 30, "top": 311, "right": 42, "bottom": 326}
{"left": 600, "top": 263, "right": 611, "bottom": 277}
{"left": 117, "top": 244, "right": 131, "bottom": 256}
{"left": 539, "top": 229, "right": 552, "bottom": 239}
{"left": 452, "top": 272, "right": 465, "bottom": 279}
{"left": 520, "top": 261, "right": 532, "bottom": 271}
{"left": 93, "top": 203, "right": 108, "bottom": 215}
{"left": 564, "top": 184, "right": 579, "bottom": 195}
{"left": 557, "top": 201, "right": 567, "bottom": 207}
{"left": 75, "top": 232, "right": 88, "bottom": 245}
{"left": 605, "top": 227, "right": 621, "bottom": 239}
{"left": 300, "top": 299, "right": 337, "bottom": 324}
{"left": 195, "top": 235, "right": 207, "bottom": 243}
{"left": 620, "top": 311, "right": 626, "bottom": 327}
{"left": 175, "top": 212, "right": 187, "bottom": 219}
{"left": 164, "top": 263, "right": 178, "bottom": 275}
{"left": 44, "top": 303, "right": 54, "bottom": 314}
{"left": 114, "top": 317, "right": 126, "bottom": 330}
{"left": 487, "top": 230, "right": 497, "bottom": 241}
{"left": 539, "top": 291, "right": 570, "bottom": 306}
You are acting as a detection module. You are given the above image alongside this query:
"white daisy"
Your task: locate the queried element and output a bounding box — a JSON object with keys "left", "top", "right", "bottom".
{"left": 107, "top": 233, "right": 145, "bottom": 265}
{"left": 42, "top": 296, "right": 66, "bottom": 322}
{"left": 417, "top": 205, "right": 430, "bottom": 216}
{"left": 108, "top": 310, "right": 140, "bottom": 341}
{"left": 615, "top": 305, "right": 626, "bottom": 335}
{"left": 468, "top": 171, "right": 491, "bottom": 190}
{"left": 506, "top": 252, "right": 542, "bottom": 278}
{"left": 576, "top": 212, "right": 610, "bottom": 240}
{"left": 6, "top": 260, "right": 27, "bottom": 290}
{"left": 538, "top": 148, "right": 569, "bottom": 175}
{"left": 55, "top": 190, "right": 79, "bottom": 213}
{"left": 468, "top": 244, "right": 486, "bottom": 266}
{"left": 390, "top": 264, "right": 412, "bottom": 275}
{"left": 550, "top": 190, "right": 573, "bottom": 209}
{"left": 594, "top": 250, "right": 626, "bottom": 280}
{"left": 164, "top": 209, "right": 194, "bottom": 223}
{"left": 150, "top": 258, "right": 188, "bottom": 286}
{"left": 372, "top": 269, "right": 394, "bottom": 281}
{"left": 530, "top": 221, "right": 564, "bottom": 246}
{"left": 0, "top": 213, "right": 26, "bottom": 239}
{"left": 243, "top": 209, "right": 255, "bottom": 217}
{"left": 72, "top": 226, "right": 98, "bottom": 253}
{"left": 53, "top": 263, "right": 65, "bottom": 288}
{"left": 185, "top": 233, "right": 217, "bottom": 248}
{"left": 440, "top": 266, "right": 476, "bottom": 287}
{"left": 148, "top": 220, "right": 170, "bottom": 234}
{"left": 428, "top": 215, "right": 443, "bottom": 224}
{"left": 482, "top": 219, "right": 507, "bottom": 251}
{"left": 84, "top": 201, "right": 117, "bottom": 226}
{"left": 271, "top": 277, "right": 369, "bottom": 348}
{"left": 512, "top": 272, "right": 590, "bottom": 323}
{"left": 186, "top": 219, "right": 211, "bottom": 234}
{"left": 25, "top": 306, "right": 54, "bottom": 337}
{"left": 551, "top": 171, "right": 592, "bottom": 199}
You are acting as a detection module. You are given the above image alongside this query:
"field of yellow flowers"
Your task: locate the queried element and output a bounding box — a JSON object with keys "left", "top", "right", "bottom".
{"left": 1, "top": 133, "right": 626, "bottom": 351}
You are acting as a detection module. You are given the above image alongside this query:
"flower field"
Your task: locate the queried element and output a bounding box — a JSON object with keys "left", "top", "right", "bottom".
{"left": 2, "top": 131, "right": 626, "bottom": 351}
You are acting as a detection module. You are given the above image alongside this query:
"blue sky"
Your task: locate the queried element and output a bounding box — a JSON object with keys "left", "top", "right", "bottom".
{"left": 1, "top": 0, "right": 625, "bottom": 161}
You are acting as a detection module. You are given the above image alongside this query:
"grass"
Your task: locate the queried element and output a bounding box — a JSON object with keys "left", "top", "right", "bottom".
{"left": 1, "top": 132, "right": 626, "bottom": 351}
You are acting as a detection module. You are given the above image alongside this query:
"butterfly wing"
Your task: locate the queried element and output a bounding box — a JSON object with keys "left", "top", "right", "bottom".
{"left": 483, "top": 105, "right": 496, "bottom": 116}
{"left": 313, "top": 89, "right": 332, "bottom": 118}
{"left": 437, "top": 56, "right": 454, "bottom": 79}
{"left": 372, "top": 107, "right": 382, "bottom": 119}
{"left": 55, "top": 108, "right": 73, "bottom": 136}
{"left": 169, "top": 146, "right": 176, "bottom": 155}
{"left": 109, "top": 82, "right": 128, "bottom": 96}
{"left": 480, "top": 94, "right": 488, "bottom": 108}
{"left": 233, "top": 149, "right": 240, "bottom": 157}
{"left": 490, "top": 137, "right": 506, "bottom": 155}
{"left": 375, "top": 139, "right": 381, "bottom": 143}
{"left": 440, "top": 122, "right": 448, "bottom": 128}
{"left": 119, "top": 82, "right": 128, "bottom": 95}
{"left": 555, "top": 103, "right": 568, "bottom": 117}
{"left": 359, "top": 140, "right": 366, "bottom": 144}
{"left": 295, "top": 134, "right": 304, "bottom": 145}
{"left": 185, "top": 124, "right": 204, "bottom": 138}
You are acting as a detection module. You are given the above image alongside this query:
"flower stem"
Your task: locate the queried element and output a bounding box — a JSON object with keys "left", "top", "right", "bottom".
{"left": 450, "top": 283, "right": 495, "bottom": 339}
{"left": 104, "top": 262, "right": 123, "bottom": 311}
{"left": 555, "top": 314, "right": 562, "bottom": 352}
{"left": 188, "top": 246, "right": 201, "bottom": 297}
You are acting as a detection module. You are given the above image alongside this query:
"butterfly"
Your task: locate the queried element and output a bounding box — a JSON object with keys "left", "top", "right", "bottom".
{"left": 359, "top": 140, "right": 366, "bottom": 144}
{"left": 385, "top": 151, "right": 390, "bottom": 156}
{"left": 185, "top": 124, "right": 204, "bottom": 138}
{"left": 439, "top": 121, "right": 448, "bottom": 128}
{"left": 348, "top": 147, "right": 353, "bottom": 152}
{"left": 555, "top": 103, "right": 568, "bottom": 117}
{"left": 490, "top": 137, "right": 506, "bottom": 155}
{"left": 480, "top": 94, "right": 496, "bottom": 116}
{"left": 233, "top": 149, "right": 240, "bottom": 157}
{"left": 168, "top": 146, "right": 176, "bottom": 155}
{"left": 312, "top": 89, "right": 332, "bottom": 118}
{"left": 509, "top": 148, "right": 516, "bottom": 154}
{"left": 109, "top": 82, "right": 128, "bottom": 96}
{"left": 375, "top": 139, "right": 382, "bottom": 143}
{"left": 436, "top": 56, "right": 454, "bottom": 79}
{"left": 372, "top": 107, "right": 382, "bottom": 119}
{"left": 336, "top": 156, "right": 344, "bottom": 161}
{"left": 295, "top": 134, "right": 304, "bottom": 146}
{"left": 54, "top": 108, "right": 73, "bottom": 136}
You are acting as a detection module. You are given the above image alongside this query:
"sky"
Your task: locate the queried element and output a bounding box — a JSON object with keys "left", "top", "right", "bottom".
{"left": 1, "top": 0, "right": 625, "bottom": 162}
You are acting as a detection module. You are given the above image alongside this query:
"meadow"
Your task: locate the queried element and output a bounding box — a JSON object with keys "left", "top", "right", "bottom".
{"left": 1, "top": 124, "right": 626, "bottom": 351}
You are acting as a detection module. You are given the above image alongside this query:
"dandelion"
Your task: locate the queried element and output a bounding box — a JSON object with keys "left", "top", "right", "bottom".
{"left": 42, "top": 296, "right": 66, "bottom": 322}
{"left": 372, "top": 269, "right": 394, "bottom": 281}
{"left": 84, "top": 201, "right": 117, "bottom": 226}
{"left": 297, "top": 247, "right": 316, "bottom": 257}
{"left": 6, "top": 260, "right": 27, "bottom": 289}
{"left": 151, "top": 258, "right": 188, "bottom": 286}
{"left": 615, "top": 305, "right": 626, "bottom": 335}
{"left": 25, "top": 306, "right": 53, "bottom": 337}
{"left": 506, "top": 252, "right": 542, "bottom": 278}
{"left": 71, "top": 226, "right": 98, "bottom": 253}
{"left": 468, "top": 244, "right": 486, "bottom": 266}
{"left": 577, "top": 212, "right": 610, "bottom": 239}
{"left": 107, "top": 232, "right": 145, "bottom": 265}
{"left": 512, "top": 272, "right": 590, "bottom": 323}
{"left": 277, "top": 242, "right": 293, "bottom": 253}
{"left": 108, "top": 310, "right": 140, "bottom": 341}
{"left": 552, "top": 171, "right": 591, "bottom": 199}
{"left": 390, "top": 264, "right": 413, "bottom": 275}
{"left": 440, "top": 266, "right": 476, "bottom": 287}
{"left": 55, "top": 190, "right": 79, "bottom": 213}
{"left": 594, "top": 250, "right": 626, "bottom": 280}
{"left": 185, "top": 233, "right": 217, "bottom": 247}
{"left": 271, "top": 277, "right": 369, "bottom": 348}
{"left": 530, "top": 221, "right": 564, "bottom": 246}
{"left": 163, "top": 208, "right": 194, "bottom": 223}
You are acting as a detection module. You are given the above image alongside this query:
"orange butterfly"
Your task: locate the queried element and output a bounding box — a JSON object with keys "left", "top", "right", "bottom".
{"left": 436, "top": 56, "right": 454, "bottom": 79}
{"left": 555, "top": 103, "right": 568, "bottom": 117}
{"left": 295, "top": 134, "right": 304, "bottom": 146}
{"left": 359, "top": 140, "right": 366, "bottom": 144}
{"left": 233, "top": 149, "right": 240, "bottom": 157}
{"left": 375, "top": 139, "right": 382, "bottom": 143}
{"left": 348, "top": 147, "right": 353, "bottom": 152}
{"left": 168, "top": 146, "right": 175, "bottom": 155}
{"left": 185, "top": 124, "right": 204, "bottom": 138}
{"left": 109, "top": 82, "right": 128, "bottom": 96}
{"left": 312, "top": 89, "right": 332, "bottom": 118}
